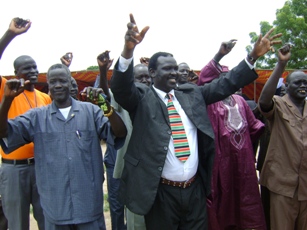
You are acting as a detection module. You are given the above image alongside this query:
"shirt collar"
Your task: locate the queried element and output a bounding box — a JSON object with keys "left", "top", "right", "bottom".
{"left": 152, "top": 85, "right": 175, "bottom": 101}
{"left": 50, "top": 97, "right": 80, "bottom": 114}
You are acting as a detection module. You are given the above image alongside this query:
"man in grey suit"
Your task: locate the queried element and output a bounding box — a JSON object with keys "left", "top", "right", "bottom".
{"left": 111, "top": 14, "right": 282, "bottom": 230}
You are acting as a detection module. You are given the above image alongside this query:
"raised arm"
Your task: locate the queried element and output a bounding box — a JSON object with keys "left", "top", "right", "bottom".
{"left": 258, "top": 44, "right": 291, "bottom": 112}
{"left": 198, "top": 39, "right": 237, "bottom": 85}
{"left": 97, "top": 50, "right": 113, "bottom": 101}
{"left": 0, "top": 18, "right": 31, "bottom": 60}
{"left": 121, "top": 13, "right": 149, "bottom": 59}
{"left": 214, "top": 39, "right": 237, "bottom": 63}
{"left": 111, "top": 14, "right": 149, "bottom": 112}
{"left": 0, "top": 79, "right": 28, "bottom": 137}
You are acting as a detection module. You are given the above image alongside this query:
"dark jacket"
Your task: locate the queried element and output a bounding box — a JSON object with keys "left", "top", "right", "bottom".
{"left": 110, "top": 59, "right": 258, "bottom": 215}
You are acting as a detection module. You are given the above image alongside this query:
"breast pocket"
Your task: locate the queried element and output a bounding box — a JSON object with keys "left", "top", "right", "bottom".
{"left": 282, "top": 113, "right": 296, "bottom": 127}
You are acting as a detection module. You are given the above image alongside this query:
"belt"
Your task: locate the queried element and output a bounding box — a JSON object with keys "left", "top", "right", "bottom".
{"left": 2, "top": 158, "right": 35, "bottom": 165}
{"left": 160, "top": 174, "right": 197, "bottom": 189}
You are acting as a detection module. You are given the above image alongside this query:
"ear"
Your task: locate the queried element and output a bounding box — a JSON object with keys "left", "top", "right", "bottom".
{"left": 149, "top": 68, "right": 155, "bottom": 78}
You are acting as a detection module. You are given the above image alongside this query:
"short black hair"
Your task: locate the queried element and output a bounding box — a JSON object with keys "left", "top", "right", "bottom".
{"left": 286, "top": 70, "right": 305, "bottom": 83}
{"left": 148, "top": 52, "right": 173, "bottom": 71}
{"left": 13, "top": 55, "right": 35, "bottom": 72}
{"left": 47, "top": 63, "right": 71, "bottom": 80}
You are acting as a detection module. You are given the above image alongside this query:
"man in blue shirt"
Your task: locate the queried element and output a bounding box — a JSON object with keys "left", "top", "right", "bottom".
{"left": 0, "top": 63, "right": 127, "bottom": 229}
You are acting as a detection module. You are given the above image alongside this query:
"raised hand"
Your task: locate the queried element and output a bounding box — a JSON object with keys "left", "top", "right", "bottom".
{"left": 97, "top": 50, "right": 114, "bottom": 70}
{"left": 4, "top": 79, "right": 29, "bottom": 99}
{"left": 122, "top": 14, "right": 150, "bottom": 59}
{"left": 140, "top": 57, "right": 150, "bottom": 66}
{"left": 10, "top": 18, "right": 32, "bottom": 35}
{"left": 213, "top": 39, "right": 237, "bottom": 63}
{"left": 60, "top": 52, "right": 73, "bottom": 68}
{"left": 219, "top": 39, "right": 237, "bottom": 56}
{"left": 187, "top": 70, "right": 199, "bottom": 84}
{"left": 250, "top": 28, "right": 282, "bottom": 60}
{"left": 278, "top": 43, "right": 292, "bottom": 62}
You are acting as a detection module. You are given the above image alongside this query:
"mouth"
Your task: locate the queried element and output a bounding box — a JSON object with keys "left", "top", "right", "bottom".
{"left": 28, "top": 75, "right": 38, "bottom": 82}
{"left": 168, "top": 76, "right": 177, "bottom": 84}
{"left": 53, "top": 91, "right": 65, "bottom": 95}
{"left": 298, "top": 89, "right": 306, "bottom": 94}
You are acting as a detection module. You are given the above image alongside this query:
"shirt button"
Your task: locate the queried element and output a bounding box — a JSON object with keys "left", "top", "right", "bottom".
{"left": 158, "top": 167, "right": 163, "bottom": 171}
{"left": 68, "top": 157, "right": 72, "bottom": 160}
{"left": 164, "top": 146, "right": 168, "bottom": 151}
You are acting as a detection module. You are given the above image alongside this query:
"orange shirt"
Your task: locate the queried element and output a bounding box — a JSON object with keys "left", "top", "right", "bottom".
{"left": 0, "top": 78, "right": 52, "bottom": 159}
{"left": 0, "top": 76, "right": 6, "bottom": 100}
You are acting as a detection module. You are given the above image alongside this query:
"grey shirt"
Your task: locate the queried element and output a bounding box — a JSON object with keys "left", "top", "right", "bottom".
{"left": 1, "top": 98, "right": 125, "bottom": 224}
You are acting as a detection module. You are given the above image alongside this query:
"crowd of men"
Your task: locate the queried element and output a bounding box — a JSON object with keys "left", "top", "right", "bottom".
{"left": 0, "top": 13, "right": 306, "bottom": 230}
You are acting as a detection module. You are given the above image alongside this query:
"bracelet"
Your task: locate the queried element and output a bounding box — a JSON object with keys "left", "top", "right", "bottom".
{"left": 104, "top": 106, "right": 114, "bottom": 117}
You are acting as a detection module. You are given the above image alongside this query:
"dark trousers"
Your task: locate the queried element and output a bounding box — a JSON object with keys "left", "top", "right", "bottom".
{"left": 260, "top": 185, "right": 270, "bottom": 230}
{"left": 105, "top": 164, "right": 126, "bottom": 230}
{"left": 145, "top": 177, "right": 207, "bottom": 230}
{"left": 0, "top": 198, "right": 8, "bottom": 230}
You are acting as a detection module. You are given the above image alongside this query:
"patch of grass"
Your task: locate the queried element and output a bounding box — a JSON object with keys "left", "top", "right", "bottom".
{"left": 104, "top": 193, "right": 110, "bottom": 212}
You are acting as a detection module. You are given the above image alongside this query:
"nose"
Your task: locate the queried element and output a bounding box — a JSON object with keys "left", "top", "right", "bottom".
{"left": 55, "top": 81, "right": 62, "bottom": 88}
{"left": 171, "top": 69, "right": 177, "bottom": 75}
{"left": 29, "top": 66, "right": 38, "bottom": 73}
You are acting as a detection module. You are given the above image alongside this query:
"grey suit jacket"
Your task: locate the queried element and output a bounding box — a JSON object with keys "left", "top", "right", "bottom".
{"left": 110, "top": 59, "right": 258, "bottom": 215}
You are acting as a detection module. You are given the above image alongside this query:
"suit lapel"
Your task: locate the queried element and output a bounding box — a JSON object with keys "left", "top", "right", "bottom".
{"left": 150, "top": 87, "right": 170, "bottom": 125}
{"left": 175, "top": 90, "right": 194, "bottom": 121}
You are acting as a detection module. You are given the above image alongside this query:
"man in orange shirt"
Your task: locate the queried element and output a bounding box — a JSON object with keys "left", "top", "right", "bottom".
{"left": 0, "top": 18, "right": 51, "bottom": 230}
{"left": 0, "top": 76, "right": 8, "bottom": 230}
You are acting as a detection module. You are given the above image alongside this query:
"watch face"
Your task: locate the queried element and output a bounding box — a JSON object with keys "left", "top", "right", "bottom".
{"left": 248, "top": 54, "right": 254, "bottom": 61}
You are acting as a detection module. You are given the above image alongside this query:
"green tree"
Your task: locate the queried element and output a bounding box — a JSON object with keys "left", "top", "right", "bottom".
{"left": 246, "top": 0, "right": 307, "bottom": 69}
{"left": 87, "top": 65, "right": 99, "bottom": 70}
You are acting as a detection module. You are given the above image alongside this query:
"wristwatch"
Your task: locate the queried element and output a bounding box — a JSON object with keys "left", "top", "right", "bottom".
{"left": 247, "top": 54, "right": 256, "bottom": 62}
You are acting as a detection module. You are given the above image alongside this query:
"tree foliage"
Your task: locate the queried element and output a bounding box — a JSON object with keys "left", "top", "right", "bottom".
{"left": 87, "top": 65, "right": 99, "bottom": 70}
{"left": 247, "top": 0, "right": 307, "bottom": 69}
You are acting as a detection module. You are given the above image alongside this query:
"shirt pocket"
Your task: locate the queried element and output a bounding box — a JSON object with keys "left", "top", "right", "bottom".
{"left": 282, "top": 113, "right": 296, "bottom": 127}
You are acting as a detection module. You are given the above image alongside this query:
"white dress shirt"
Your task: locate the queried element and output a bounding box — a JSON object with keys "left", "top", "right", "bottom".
{"left": 152, "top": 86, "right": 198, "bottom": 181}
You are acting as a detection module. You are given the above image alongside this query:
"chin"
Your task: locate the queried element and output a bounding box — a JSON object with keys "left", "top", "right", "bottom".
{"left": 29, "top": 79, "right": 38, "bottom": 84}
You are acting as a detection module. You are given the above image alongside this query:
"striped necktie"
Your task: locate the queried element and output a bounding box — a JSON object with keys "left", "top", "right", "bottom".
{"left": 166, "top": 93, "right": 190, "bottom": 163}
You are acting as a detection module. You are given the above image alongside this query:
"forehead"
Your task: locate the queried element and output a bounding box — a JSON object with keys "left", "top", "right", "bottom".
{"left": 178, "top": 63, "right": 190, "bottom": 70}
{"left": 48, "top": 68, "right": 70, "bottom": 80}
{"left": 289, "top": 72, "right": 307, "bottom": 82}
{"left": 134, "top": 66, "right": 149, "bottom": 75}
{"left": 16, "top": 58, "right": 36, "bottom": 70}
{"left": 156, "top": 56, "right": 177, "bottom": 67}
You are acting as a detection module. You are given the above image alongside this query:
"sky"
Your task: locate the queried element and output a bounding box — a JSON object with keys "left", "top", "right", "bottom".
{"left": 0, "top": 0, "right": 287, "bottom": 76}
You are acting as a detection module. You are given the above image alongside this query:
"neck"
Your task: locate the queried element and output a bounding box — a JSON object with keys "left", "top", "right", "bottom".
{"left": 24, "top": 83, "right": 35, "bottom": 92}
{"left": 55, "top": 98, "right": 72, "bottom": 109}
{"left": 289, "top": 95, "right": 305, "bottom": 115}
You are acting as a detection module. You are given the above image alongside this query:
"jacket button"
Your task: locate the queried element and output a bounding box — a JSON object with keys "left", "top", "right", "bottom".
{"left": 168, "top": 131, "right": 172, "bottom": 135}
{"left": 158, "top": 167, "right": 163, "bottom": 171}
{"left": 164, "top": 146, "right": 168, "bottom": 151}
